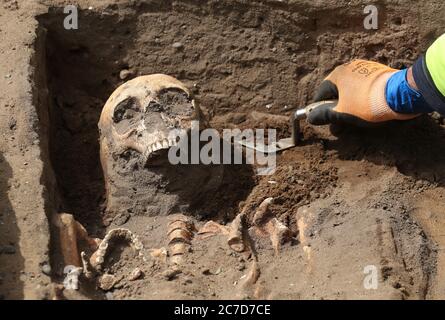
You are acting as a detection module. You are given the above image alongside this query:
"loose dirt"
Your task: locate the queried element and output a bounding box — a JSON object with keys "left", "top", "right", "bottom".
{"left": 1, "top": 0, "right": 445, "bottom": 300}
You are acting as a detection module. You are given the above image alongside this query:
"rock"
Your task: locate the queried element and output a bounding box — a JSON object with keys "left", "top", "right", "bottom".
{"left": 113, "top": 212, "right": 130, "bottom": 226}
{"left": 172, "top": 42, "right": 184, "bottom": 50}
{"left": 214, "top": 267, "right": 222, "bottom": 275}
{"left": 128, "top": 268, "right": 143, "bottom": 281}
{"left": 119, "top": 69, "right": 133, "bottom": 80}
{"left": 41, "top": 263, "right": 52, "bottom": 276}
{"left": 99, "top": 274, "right": 116, "bottom": 291}
{"left": 105, "top": 292, "right": 114, "bottom": 300}
{"left": 162, "top": 268, "right": 181, "bottom": 281}
{"left": 0, "top": 245, "right": 16, "bottom": 254}
{"left": 431, "top": 112, "right": 443, "bottom": 121}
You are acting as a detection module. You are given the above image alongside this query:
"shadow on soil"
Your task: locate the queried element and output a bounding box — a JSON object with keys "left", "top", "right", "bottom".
{"left": 0, "top": 154, "right": 25, "bottom": 299}
{"left": 323, "top": 116, "right": 445, "bottom": 187}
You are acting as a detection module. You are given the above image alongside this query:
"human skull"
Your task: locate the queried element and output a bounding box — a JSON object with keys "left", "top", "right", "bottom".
{"left": 98, "top": 74, "right": 223, "bottom": 220}
{"left": 98, "top": 74, "right": 203, "bottom": 163}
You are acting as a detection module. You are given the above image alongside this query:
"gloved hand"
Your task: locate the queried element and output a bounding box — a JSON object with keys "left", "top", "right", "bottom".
{"left": 307, "top": 60, "right": 426, "bottom": 127}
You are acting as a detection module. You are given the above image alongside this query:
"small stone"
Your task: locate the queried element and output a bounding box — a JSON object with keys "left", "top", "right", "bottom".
{"left": 128, "top": 268, "right": 143, "bottom": 281}
{"left": 431, "top": 112, "right": 442, "bottom": 121}
{"left": 105, "top": 292, "right": 114, "bottom": 300}
{"left": 0, "top": 245, "right": 15, "bottom": 254}
{"left": 214, "top": 267, "right": 222, "bottom": 275}
{"left": 99, "top": 274, "right": 116, "bottom": 291}
{"left": 113, "top": 212, "right": 130, "bottom": 226}
{"left": 119, "top": 69, "right": 133, "bottom": 80}
{"left": 41, "top": 263, "right": 51, "bottom": 275}
{"left": 162, "top": 268, "right": 181, "bottom": 281}
{"left": 172, "top": 42, "right": 184, "bottom": 50}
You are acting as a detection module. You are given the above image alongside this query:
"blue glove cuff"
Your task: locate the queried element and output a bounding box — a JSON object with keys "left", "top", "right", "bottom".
{"left": 385, "top": 69, "right": 434, "bottom": 114}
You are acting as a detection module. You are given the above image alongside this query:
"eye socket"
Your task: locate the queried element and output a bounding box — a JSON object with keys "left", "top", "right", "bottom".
{"left": 146, "top": 101, "right": 164, "bottom": 112}
{"left": 113, "top": 97, "right": 140, "bottom": 123}
{"left": 155, "top": 88, "right": 194, "bottom": 117}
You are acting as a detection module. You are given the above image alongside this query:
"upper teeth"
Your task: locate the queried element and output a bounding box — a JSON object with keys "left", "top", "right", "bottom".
{"left": 147, "top": 139, "right": 177, "bottom": 154}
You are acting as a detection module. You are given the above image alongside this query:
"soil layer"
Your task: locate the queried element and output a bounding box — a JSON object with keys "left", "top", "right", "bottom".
{"left": 1, "top": 0, "right": 445, "bottom": 299}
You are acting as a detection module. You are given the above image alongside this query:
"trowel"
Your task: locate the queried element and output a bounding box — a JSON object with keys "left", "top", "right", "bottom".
{"left": 237, "top": 100, "right": 337, "bottom": 154}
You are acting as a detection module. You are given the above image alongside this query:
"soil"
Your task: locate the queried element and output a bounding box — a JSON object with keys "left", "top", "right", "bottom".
{"left": 1, "top": 0, "right": 445, "bottom": 300}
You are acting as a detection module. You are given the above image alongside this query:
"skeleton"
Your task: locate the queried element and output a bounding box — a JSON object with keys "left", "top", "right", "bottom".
{"left": 88, "top": 228, "right": 146, "bottom": 272}
{"left": 167, "top": 214, "right": 195, "bottom": 265}
{"left": 197, "top": 197, "right": 294, "bottom": 255}
{"left": 53, "top": 74, "right": 295, "bottom": 297}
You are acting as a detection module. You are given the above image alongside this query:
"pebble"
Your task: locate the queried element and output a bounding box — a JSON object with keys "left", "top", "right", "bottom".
{"left": 128, "top": 268, "right": 143, "bottom": 281}
{"left": 162, "top": 268, "right": 181, "bottom": 281}
{"left": 113, "top": 212, "right": 130, "bottom": 226}
{"left": 41, "top": 263, "right": 51, "bottom": 276}
{"left": 214, "top": 267, "right": 222, "bottom": 275}
{"left": 119, "top": 69, "right": 133, "bottom": 80}
{"left": 172, "top": 42, "right": 184, "bottom": 49}
{"left": 0, "top": 245, "right": 16, "bottom": 254}
{"left": 105, "top": 292, "right": 114, "bottom": 300}
{"left": 431, "top": 112, "right": 442, "bottom": 121}
{"left": 99, "top": 274, "right": 116, "bottom": 291}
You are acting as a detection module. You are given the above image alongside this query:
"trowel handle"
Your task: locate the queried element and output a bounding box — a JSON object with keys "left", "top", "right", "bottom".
{"left": 291, "top": 100, "right": 338, "bottom": 145}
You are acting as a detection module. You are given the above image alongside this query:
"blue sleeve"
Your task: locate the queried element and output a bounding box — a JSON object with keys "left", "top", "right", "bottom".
{"left": 385, "top": 69, "right": 434, "bottom": 114}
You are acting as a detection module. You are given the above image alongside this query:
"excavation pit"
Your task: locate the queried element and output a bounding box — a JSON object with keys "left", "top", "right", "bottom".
{"left": 30, "top": 1, "right": 445, "bottom": 299}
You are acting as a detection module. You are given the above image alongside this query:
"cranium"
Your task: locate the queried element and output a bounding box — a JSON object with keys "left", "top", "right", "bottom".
{"left": 98, "top": 74, "right": 223, "bottom": 220}
{"left": 99, "top": 74, "right": 202, "bottom": 161}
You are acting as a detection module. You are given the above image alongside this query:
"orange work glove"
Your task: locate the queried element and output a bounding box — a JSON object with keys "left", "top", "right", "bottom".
{"left": 307, "top": 60, "right": 420, "bottom": 126}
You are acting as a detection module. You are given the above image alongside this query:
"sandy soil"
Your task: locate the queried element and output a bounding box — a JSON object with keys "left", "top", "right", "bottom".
{"left": 1, "top": 0, "right": 445, "bottom": 300}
